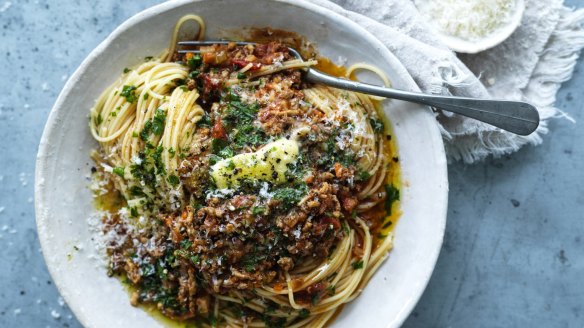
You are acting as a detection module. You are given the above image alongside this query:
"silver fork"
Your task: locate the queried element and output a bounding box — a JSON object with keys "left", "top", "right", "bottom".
{"left": 178, "top": 40, "right": 539, "bottom": 136}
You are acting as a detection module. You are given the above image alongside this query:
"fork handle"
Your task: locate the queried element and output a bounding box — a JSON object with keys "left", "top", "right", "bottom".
{"left": 305, "top": 69, "right": 540, "bottom": 136}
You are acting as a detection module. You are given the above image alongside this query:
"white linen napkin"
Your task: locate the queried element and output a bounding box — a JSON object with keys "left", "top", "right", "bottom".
{"left": 311, "top": 0, "right": 584, "bottom": 163}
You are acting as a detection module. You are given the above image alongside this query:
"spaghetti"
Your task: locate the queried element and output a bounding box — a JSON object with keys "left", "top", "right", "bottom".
{"left": 90, "top": 15, "right": 400, "bottom": 328}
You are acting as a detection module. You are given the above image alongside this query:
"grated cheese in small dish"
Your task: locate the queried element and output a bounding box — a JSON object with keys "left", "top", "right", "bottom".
{"left": 414, "top": 0, "right": 525, "bottom": 53}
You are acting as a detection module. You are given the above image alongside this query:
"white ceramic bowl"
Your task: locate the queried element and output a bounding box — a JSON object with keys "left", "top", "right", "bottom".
{"left": 35, "top": 1, "right": 448, "bottom": 327}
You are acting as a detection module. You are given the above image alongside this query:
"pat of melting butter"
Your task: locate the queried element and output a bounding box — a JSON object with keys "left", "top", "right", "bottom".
{"left": 210, "top": 138, "right": 299, "bottom": 189}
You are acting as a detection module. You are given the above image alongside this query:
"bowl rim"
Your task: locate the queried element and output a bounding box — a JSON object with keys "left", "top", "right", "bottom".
{"left": 35, "top": 0, "right": 448, "bottom": 327}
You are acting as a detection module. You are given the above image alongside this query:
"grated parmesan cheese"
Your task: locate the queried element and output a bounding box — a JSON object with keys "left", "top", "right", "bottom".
{"left": 258, "top": 182, "right": 273, "bottom": 200}
{"left": 415, "top": 0, "right": 516, "bottom": 41}
{"left": 131, "top": 155, "right": 143, "bottom": 165}
{"left": 99, "top": 163, "right": 113, "bottom": 173}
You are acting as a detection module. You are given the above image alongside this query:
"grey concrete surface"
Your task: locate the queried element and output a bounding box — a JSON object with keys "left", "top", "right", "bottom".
{"left": 0, "top": 1, "right": 582, "bottom": 327}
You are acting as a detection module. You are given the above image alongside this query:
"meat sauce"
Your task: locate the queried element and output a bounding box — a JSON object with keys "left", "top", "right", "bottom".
{"left": 95, "top": 37, "right": 400, "bottom": 326}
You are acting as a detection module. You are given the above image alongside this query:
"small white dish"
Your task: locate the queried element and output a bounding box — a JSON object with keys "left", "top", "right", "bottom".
{"left": 35, "top": 0, "right": 449, "bottom": 327}
{"left": 416, "top": 0, "right": 525, "bottom": 54}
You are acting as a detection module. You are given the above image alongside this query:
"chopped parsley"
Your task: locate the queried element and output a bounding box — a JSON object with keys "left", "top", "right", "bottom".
{"left": 140, "top": 108, "right": 166, "bottom": 141}
{"left": 196, "top": 114, "right": 212, "bottom": 127}
{"left": 180, "top": 239, "right": 192, "bottom": 249}
{"left": 311, "top": 293, "right": 321, "bottom": 306}
{"left": 223, "top": 90, "right": 255, "bottom": 117}
{"left": 352, "top": 260, "right": 364, "bottom": 270}
{"left": 129, "top": 185, "right": 146, "bottom": 197}
{"left": 129, "top": 144, "right": 166, "bottom": 196}
{"left": 140, "top": 121, "right": 153, "bottom": 141}
{"left": 211, "top": 138, "right": 230, "bottom": 155}
{"left": 187, "top": 55, "right": 202, "bottom": 68}
{"left": 189, "top": 254, "right": 200, "bottom": 265}
{"left": 208, "top": 154, "right": 221, "bottom": 166}
{"left": 231, "top": 124, "right": 268, "bottom": 149}
{"left": 272, "top": 184, "right": 308, "bottom": 211}
{"left": 224, "top": 98, "right": 260, "bottom": 125}
{"left": 152, "top": 108, "right": 166, "bottom": 135}
{"left": 384, "top": 184, "right": 400, "bottom": 215}
{"left": 215, "top": 90, "right": 270, "bottom": 150}
{"left": 188, "top": 70, "right": 200, "bottom": 79}
{"left": 370, "top": 118, "right": 385, "bottom": 134}
{"left": 342, "top": 221, "right": 350, "bottom": 234}
{"left": 94, "top": 114, "right": 103, "bottom": 126}
{"left": 357, "top": 170, "right": 371, "bottom": 182}
{"left": 317, "top": 132, "right": 356, "bottom": 168}
{"left": 151, "top": 288, "right": 181, "bottom": 311}
{"left": 120, "top": 85, "right": 138, "bottom": 103}
{"left": 326, "top": 285, "right": 336, "bottom": 296}
{"left": 252, "top": 206, "right": 266, "bottom": 215}
{"left": 241, "top": 250, "right": 267, "bottom": 272}
{"left": 218, "top": 146, "right": 234, "bottom": 158}
{"left": 167, "top": 174, "right": 180, "bottom": 186}
{"left": 152, "top": 146, "right": 165, "bottom": 174}
{"left": 298, "top": 308, "right": 310, "bottom": 319}
{"left": 130, "top": 207, "right": 139, "bottom": 218}
{"left": 112, "top": 167, "right": 125, "bottom": 177}
{"left": 140, "top": 263, "right": 156, "bottom": 277}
